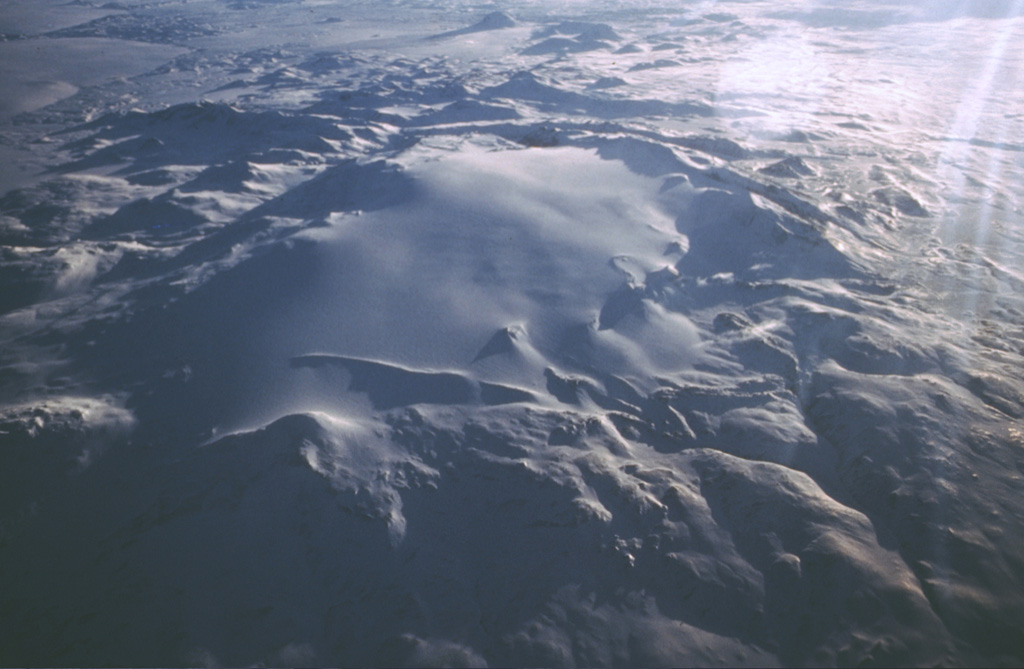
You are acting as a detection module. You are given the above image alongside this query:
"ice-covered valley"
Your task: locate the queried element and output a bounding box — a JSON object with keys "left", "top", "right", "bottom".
{"left": 2, "top": 0, "right": 1024, "bottom": 666}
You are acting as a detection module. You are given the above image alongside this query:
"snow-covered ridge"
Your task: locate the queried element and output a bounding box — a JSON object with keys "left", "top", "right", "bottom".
{"left": 2, "top": 1, "right": 1023, "bottom": 666}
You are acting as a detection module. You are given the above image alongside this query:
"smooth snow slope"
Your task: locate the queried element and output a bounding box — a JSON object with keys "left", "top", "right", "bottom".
{"left": 2, "top": 1, "right": 1024, "bottom": 666}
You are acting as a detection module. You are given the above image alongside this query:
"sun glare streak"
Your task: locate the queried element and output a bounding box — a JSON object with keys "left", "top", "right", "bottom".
{"left": 939, "top": 11, "right": 1021, "bottom": 191}
{"left": 931, "top": 12, "right": 1024, "bottom": 321}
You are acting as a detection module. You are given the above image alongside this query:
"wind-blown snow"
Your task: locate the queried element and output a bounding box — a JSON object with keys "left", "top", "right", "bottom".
{"left": 2, "top": 0, "right": 1023, "bottom": 666}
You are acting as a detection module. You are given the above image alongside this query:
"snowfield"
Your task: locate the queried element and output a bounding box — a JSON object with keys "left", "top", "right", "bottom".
{"left": 2, "top": 0, "right": 1023, "bottom": 666}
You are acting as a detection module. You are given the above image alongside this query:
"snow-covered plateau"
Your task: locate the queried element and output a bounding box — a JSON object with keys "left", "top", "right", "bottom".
{"left": 1, "top": 0, "right": 1023, "bottom": 666}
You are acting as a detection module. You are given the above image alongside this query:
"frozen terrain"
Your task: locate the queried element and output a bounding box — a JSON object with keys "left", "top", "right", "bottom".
{"left": 1, "top": 0, "right": 1023, "bottom": 666}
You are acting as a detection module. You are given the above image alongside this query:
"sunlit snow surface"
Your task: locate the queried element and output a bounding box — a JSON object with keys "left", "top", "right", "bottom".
{"left": 2, "top": 0, "right": 1024, "bottom": 666}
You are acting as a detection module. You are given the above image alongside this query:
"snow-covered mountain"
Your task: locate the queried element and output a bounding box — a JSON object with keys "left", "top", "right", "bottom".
{"left": 2, "top": 1, "right": 1023, "bottom": 666}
